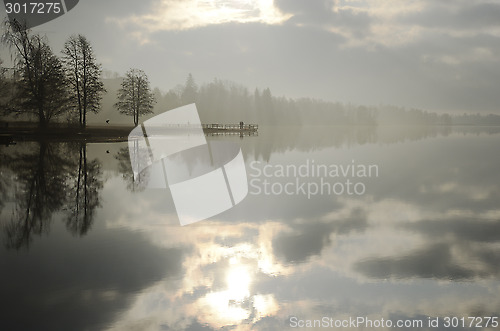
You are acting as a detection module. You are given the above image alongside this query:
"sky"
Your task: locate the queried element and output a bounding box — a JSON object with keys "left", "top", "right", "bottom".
{"left": 1, "top": 0, "right": 500, "bottom": 113}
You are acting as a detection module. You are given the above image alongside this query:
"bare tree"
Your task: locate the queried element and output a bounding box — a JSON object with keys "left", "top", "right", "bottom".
{"left": 1, "top": 19, "right": 70, "bottom": 127}
{"left": 114, "top": 68, "right": 155, "bottom": 126}
{"left": 62, "top": 35, "right": 106, "bottom": 128}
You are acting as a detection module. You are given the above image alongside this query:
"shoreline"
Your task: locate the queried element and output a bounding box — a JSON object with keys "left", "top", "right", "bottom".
{"left": 0, "top": 124, "right": 259, "bottom": 144}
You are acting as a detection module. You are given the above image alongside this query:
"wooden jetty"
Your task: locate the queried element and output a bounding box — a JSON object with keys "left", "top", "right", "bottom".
{"left": 202, "top": 123, "right": 258, "bottom": 135}
{"left": 203, "top": 123, "right": 258, "bottom": 131}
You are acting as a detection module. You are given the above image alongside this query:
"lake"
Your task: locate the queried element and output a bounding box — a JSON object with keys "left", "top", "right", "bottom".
{"left": 1, "top": 126, "right": 499, "bottom": 330}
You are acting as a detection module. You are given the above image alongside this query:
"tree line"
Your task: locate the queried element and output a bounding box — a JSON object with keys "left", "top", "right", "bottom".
{"left": 154, "top": 75, "right": 500, "bottom": 126}
{"left": 2, "top": 19, "right": 499, "bottom": 128}
{"left": 0, "top": 19, "right": 155, "bottom": 128}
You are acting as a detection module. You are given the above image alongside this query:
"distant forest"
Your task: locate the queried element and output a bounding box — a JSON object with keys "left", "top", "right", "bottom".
{"left": 142, "top": 74, "right": 500, "bottom": 126}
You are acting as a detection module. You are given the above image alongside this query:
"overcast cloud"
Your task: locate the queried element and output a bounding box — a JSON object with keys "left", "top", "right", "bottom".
{"left": 1, "top": 0, "right": 499, "bottom": 113}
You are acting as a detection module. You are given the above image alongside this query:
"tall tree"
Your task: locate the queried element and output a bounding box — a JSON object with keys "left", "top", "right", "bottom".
{"left": 62, "top": 35, "right": 106, "bottom": 128}
{"left": 261, "top": 87, "right": 276, "bottom": 124}
{"left": 164, "top": 89, "right": 182, "bottom": 110}
{"left": 114, "top": 68, "right": 155, "bottom": 126}
{"left": 1, "top": 19, "right": 70, "bottom": 127}
{"left": 181, "top": 73, "right": 198, "bottom": 105}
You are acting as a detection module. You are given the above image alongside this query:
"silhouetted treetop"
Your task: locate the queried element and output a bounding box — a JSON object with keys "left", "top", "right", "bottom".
{"left": 2, "top": 19, "right": 70, "bottom": 127}
{"left": 62, "top": 34, "right": 106, "bottom": 128}
{"left": 114, "top": 68, "right": 156, "bottom": 126}
{"left": 181, "top": 73, "right": 198, "bottom": 105}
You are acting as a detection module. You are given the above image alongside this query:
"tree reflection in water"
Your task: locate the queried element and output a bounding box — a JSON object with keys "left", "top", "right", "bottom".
{"left": 1, "top": 141, "right": 104, "bottom": 249}
{"left": 115, "top": 146, "right": 149, "bottom": 192}
{"left": 65, "top": 143, "right": 103, "bottom": 236}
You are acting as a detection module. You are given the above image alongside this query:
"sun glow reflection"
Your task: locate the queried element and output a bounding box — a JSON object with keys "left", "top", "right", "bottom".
{"left": 199, "top": 260, "right": 281, "bottom": 326}
{"left": 226, "top": 265, "right": 251, "bottom": 302}
{"left": 202, "top": 263, "right": 252, "bottom": 324}
{"left": 194, "top": 237, "right": 283, "bottom": 327}
{"left": 103, "top": 222, "right": 287, "bottom": 329}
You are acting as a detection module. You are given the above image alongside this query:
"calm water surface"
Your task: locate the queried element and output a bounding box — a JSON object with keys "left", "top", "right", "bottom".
{"left": 1, "top": 126, "right": 499, "bottom": 330}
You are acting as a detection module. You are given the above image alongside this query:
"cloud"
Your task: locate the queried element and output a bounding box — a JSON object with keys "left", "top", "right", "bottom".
{"left": 107, "top": 0, "right": 291, "bottom": 34}
{"left": 272, "top": 208, "right": 368, "bottom": 263}
{"left": 274, "top": 0, "right": 337, "bottom": 23}
{"left": 0, "top": 220, "right": 183, "bottom": 331}
{"left": 354, "top": 243, "right": 475, "bottom": 280}
{"left": 404, "top": 218, "right": 500, "bottom": 243}
{"left": 353, "top": 215, "right": 500, "bottom": 281}
{"left": 274, "top": 0, "right": 500, "bottom": 49}
{"left": 400, "top": 2, "right": 500, "bottom": 30}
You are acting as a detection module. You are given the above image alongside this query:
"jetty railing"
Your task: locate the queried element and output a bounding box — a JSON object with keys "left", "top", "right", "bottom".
{"left": 202, "top": 124, "right": 258, "bottom": 130}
